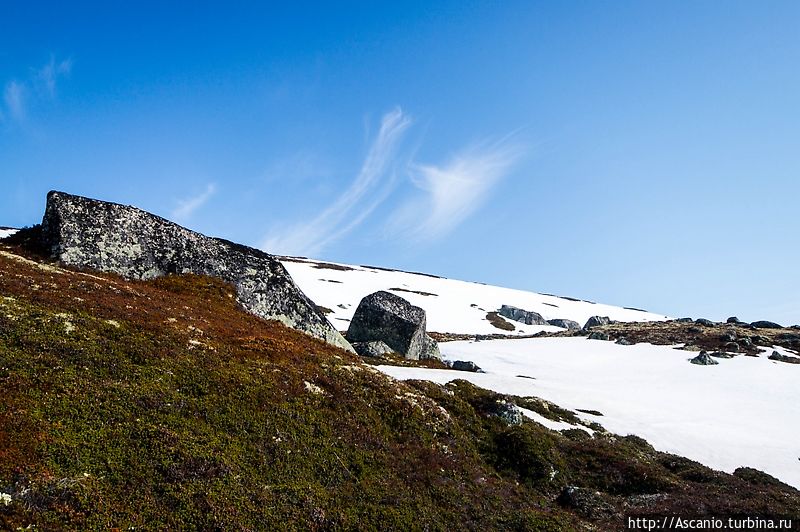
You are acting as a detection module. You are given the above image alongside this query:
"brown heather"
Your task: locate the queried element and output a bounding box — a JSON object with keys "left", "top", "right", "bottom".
{"left": 0, "top": 236, "right": 798, "bottom": 530}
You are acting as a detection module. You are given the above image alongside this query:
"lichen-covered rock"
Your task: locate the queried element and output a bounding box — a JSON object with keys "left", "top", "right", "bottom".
{"left": 498, "top": 305, "right": 547, "bottom": 325}
{"left": 547, "top": 318, "right": 581, "bottom": 330}
{"left": 494, "top": 400, "right": 523, "bottom": 426}
{"left": 40, "top": 191, "right": 352, "bottom": 352}
{"left": 583, "top": 316, "right": 612, "bottom": 330}
{"left": 587, "top": 331, "right": 610, "bottom": 341}
{"left": 451, "top": 360, "right": 482, "bottom": 372}
{"left": 346, "top": 290, "right": 440, "bottom": 360}
{"left": 690, "top": 351, "right": 719, "bottom": 365}
{"left": 351, "top": 340, "right": 396, "bottom": 358}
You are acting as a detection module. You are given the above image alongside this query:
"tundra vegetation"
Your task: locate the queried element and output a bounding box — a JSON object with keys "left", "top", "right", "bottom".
{"left": 0, "top": 232, "right": 798, "bottom": 530}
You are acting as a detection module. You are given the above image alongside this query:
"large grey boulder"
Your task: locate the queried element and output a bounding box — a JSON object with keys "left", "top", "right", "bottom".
{"left": 40, "top": 191, "right": 352, "bottom": 352}
{"left": 346, "top": 290, "right": 440, "bottom": 360}
{"left": 498, "top": 305, "right": 547, "bottom": 325}
{"left": 547, "top": 318, "right": 581, "bottom": 330}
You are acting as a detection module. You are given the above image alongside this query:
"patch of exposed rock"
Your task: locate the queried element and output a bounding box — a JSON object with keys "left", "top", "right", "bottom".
{"left": 494, "top": 400, "right": 523, "bottom": 425}
{"left": 690, "top": 351, "right": 719, "bottom": 365}
{"left": 450, "top": 360, "right": 482, "bottom": 372}
{"left": 583, "top": 316, "right": 612, "bottom": 330}
{"left": 39, "top": 191, "right": 353, "bottom": 351}
{"left": 547, "top": 318, "right": 581, "bottom": 330}
{"left": 351, "top": 340, "right": 396, "bottom": 358}
{"left": 751, "top": 320, "right": 783, "bottom": 329}
{"left": 498, "top": 304, "right": 547, "bottom": 325}
{"left": 768, "top": 351, "right": 800, "bottom": 364}
{"left": 346, "top": 291, "right": 440, "bottom": 360}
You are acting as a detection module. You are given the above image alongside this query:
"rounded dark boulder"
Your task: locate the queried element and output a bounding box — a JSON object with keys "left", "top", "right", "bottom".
{"left": 451, "top": 360, "right": 482, "bottom": 372}
{"left": 751, "top": 320, "right": 783, "bottom": 329}
{"left": 346, "top": 291, "right": 440, "bottom": 360}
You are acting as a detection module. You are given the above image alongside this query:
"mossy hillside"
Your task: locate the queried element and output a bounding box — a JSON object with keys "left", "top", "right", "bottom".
{"left": 404, "top": 379, "right": 800, "bottom": 528}
{"left": 0, "top": 249, "right": 576, "bottom": 530}
{"left": 1, "top": 244, "right": 798, "bottom": 530}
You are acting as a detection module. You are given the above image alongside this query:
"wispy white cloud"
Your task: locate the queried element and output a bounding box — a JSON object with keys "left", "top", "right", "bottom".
{"left": 3, "top": 81, "right": 25, "bottom": 122}
{"left": 1, "top": 55, "right": 72, "bottom": 124}
{"left": 388, "top": 138, "right": 524, "bottom": 241}
{"left": 35, "top": 55, "right": 73, "bottom": 97}
{"left": 171, "top": 183, "right": 217, "bottom": 222}
{"left": 262, "top": 107, "right": 412, "bottom": 256}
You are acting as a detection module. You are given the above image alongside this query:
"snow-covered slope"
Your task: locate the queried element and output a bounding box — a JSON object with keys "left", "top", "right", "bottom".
{"left": 380, "top": 338, "right": 800, "bottom": 489}
{"left": 0, "top": 228, "right": 18, "bottom": 239}
{"left": 280, "top": 257, "right": 668, "bottom": 335}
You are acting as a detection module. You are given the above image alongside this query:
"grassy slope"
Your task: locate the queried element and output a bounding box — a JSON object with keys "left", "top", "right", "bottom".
{"left": 0, "top": 237, "right": 798, "bottom": 530}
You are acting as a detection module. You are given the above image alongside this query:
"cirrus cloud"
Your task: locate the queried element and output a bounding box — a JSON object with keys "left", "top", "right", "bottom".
{"left": 262, "top": 107, "right": 412, "bottom": 256}
{"left": 261, "top": 108, "right": 524, "bottom": 257}
{"left": 387, "top": 138, "right": 524, "bottom": 242}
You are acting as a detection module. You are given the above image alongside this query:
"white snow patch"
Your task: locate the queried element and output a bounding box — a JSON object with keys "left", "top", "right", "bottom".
{"left": 517, "top": 406, "right": 593, "bottom": 434}
{"left": 377, "top": 337, "right": 800, "bottom": 489}
{"left": 281, "top": 258, "right": 668, "bottom": 335}
{"left": 0, "top": 228, "right": 18, "bottom": 240}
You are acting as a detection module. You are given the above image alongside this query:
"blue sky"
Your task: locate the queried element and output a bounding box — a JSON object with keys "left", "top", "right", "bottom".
{"left": 1, "top": 1, "right": 799, "bottom": 324}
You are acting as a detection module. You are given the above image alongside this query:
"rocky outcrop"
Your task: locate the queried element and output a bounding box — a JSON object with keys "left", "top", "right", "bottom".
{"left": 451, "top": 360, "right": 482, "bottom": 372}
{"left": 768, "top": 351, "right": 800, "bottom": 364}
{"left": 494, "top": 400, "right": 523, "bottom": 425}
{"left": 498, "top": 305, "right": 547, "bottom": 325}
{"left": 583, "top": 316, "right": 612, "bottom": 330}
{"left": 751, "top": 320, "right": 783, "bottom": 329}
{"left": 547, "top": 318, "right": 581, "bottom": 330}
{"left": 346, "top": 291, "right": 440, "bottom": 360}
{"left": 690, "top": 351, "right": 719, "bottom": 365}
{"left": 39, "top": 191, "right": 352, "bottom": 351}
